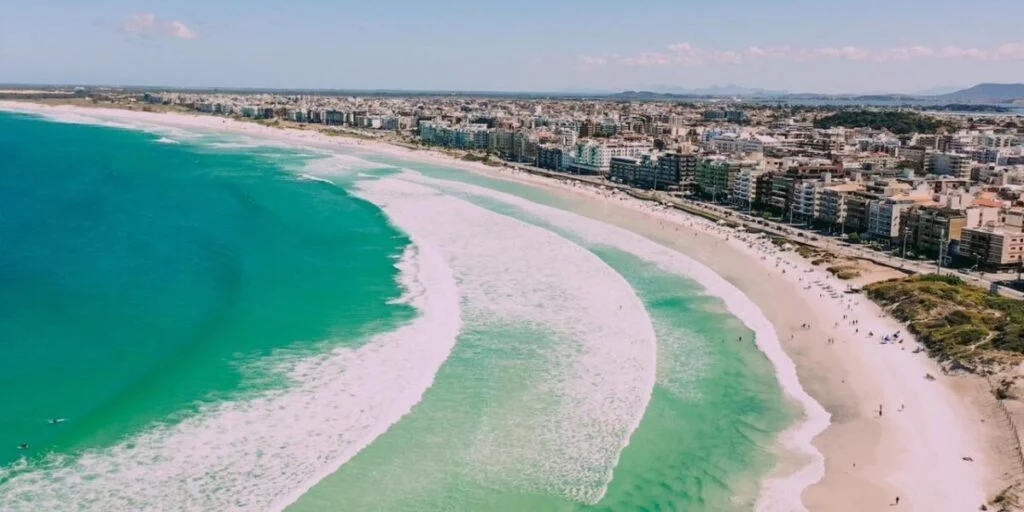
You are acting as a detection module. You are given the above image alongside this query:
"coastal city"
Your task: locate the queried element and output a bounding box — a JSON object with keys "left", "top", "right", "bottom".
{"left": 50, "top": 86, "right": 1024, "bottom": 287}
{"left": 8, "top": 2, "right": 1024, "bottom": 511}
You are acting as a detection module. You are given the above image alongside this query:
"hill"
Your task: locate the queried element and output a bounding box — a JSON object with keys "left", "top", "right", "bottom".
{"left": 933, "top": 83, "right": 1024, "bottom": 103}
{"left": 813, "top": 110, "right": 952, "bottom": 134}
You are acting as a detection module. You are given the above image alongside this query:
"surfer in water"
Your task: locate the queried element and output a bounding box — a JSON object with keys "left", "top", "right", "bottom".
{"left": 48, "top": 418, "right": 66, "bottom": 425}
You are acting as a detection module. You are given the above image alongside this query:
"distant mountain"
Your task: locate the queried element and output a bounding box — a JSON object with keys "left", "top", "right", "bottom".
{"left": 645, "top": 84, "right": 788, "bottom": 97}
{"left": 912, "top": 85, "right": 964, "bottom": 96}
{"left": 607, "top": 91, "right": 687, "bottom": 100}
{"left": 556, "top": 87, "right": 620, "bottom": 95}
{"left": 932, "top": 83, "right": 1024, "bottom": 103}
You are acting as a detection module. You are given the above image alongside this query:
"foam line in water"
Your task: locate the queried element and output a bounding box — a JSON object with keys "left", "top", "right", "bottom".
{"left": 397, "top": 171, "right": 830, "bottom": 512}
{"left": 205, "top": 141, "right": 262, "bottom": 149}
{"left": 0, "top": 103, "right": 202, "bottom": 142}
{"left": 296, "top": 173, "right": 336, "bottom": 186}
{"left": 300, "top": 154, "right": 393, "bottom": 177}
{"left": 353, "top": 176, "right": 658, "bottom": 504}
{"left": 0, "top": 243, "right": 463, "bottom": 512}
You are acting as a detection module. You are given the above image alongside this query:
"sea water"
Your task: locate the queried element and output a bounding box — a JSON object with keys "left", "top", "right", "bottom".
{"left": 0, "top": 110, "right": 796, "bottom": 511}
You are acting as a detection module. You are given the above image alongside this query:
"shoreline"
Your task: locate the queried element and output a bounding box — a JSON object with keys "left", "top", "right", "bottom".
{"left": 2, "top": 101, "right": 1016, "bottom": 511}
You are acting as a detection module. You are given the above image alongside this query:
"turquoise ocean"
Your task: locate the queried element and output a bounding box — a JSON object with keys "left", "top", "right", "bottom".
{"left": 0, "top": 111, "right": 796, "bottom": 511}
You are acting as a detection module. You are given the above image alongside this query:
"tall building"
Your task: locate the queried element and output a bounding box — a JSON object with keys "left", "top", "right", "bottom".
{"left": 609, "top": 154, "right": 670, "bottom": 190}
{"left": 579, "top": 119, "right": 597, "bottom": 138}
{"left": 609, "top": 156, "right": 640, "bottom": 185}
{"left": 572, "top": 141, "right": 652, "bottom": 174}
{"left": 696, "top": 159, "right": 750, "bottom": 200}
{"left": 904, "top": 206, "right": 968, "bottom": 257}
{"left": 843, "top": 191, "right": 877, "bottom": 234}
{"left": 791, "top": 180, "right": 823, "bottom": 222}
{"left": 925, "top": 153, "right": 971, "bottom": 179}
{"left": 733, "top": 168, "right": 765, "bottom": 208}
{"left": 959, "top": 224, "right": 1024, "bottom": 269}
{"left": 536, "top": 146, "right": 565, "bottom": 171}
{"left": 654, "top": 152, "right": 697, "bottom": 188}
{"left": 703, "top": 110, "right": 749, "bottom": 123}
{"left": 867, "top": 195, "right": 925, "bottom": 241}
{"left": 819, "top": 184, "right": 864, "bottom": 228}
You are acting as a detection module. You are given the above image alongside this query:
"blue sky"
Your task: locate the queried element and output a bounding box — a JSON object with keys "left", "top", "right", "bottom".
{"left": 1, "top": 0, "right": 1023, "bottom": 93}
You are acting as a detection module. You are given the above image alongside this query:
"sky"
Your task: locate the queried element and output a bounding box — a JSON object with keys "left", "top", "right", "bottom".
{"left": 1, "top": 0, "right": 1023, "bottom": 94}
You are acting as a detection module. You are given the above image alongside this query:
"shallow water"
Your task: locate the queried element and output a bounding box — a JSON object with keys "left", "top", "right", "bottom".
{"left": 0, "top": 111, "right": 795, "bottom": 511}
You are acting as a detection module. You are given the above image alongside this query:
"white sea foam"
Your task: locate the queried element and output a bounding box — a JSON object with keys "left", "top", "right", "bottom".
{"left": 2, "top": 106, "right": 139, "bottom": 132}
{"left": 301, "top": 154, "right": 390, "bottom": 178}
{"left": 0, "top": 103, "right": 203, "bottom": 143}
{"left": 395, "top": 171, "right": 829, "bottom": 512}
{"left": 0, "top": 243, "right": 462, "bottom": 512}
{"left": 206, "top": 141, "right": 262, "bottom": 149}
{"left": 352, "top": 176, "right": 658, "bottom": 504}
{"left": 296, "top": 173, "right": 335, "bottom": 186}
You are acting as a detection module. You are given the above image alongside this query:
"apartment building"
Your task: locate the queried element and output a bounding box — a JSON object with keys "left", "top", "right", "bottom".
{"left": 899, "top": 146, "right": 928, "bottom": 168}
{"left": 609, "top": 156, "right": 640, "bottom": 185}
{"left": 733, "top": 168, "right": 765, "bottom": 208}
{"left": 843, "top": 191, "right": 878, "bottom": 234}
{"left": 867, "top": 195, "right": 927, "bottom": 241}
{"left": 536, "top": 145, "right": 566, "bottom": 171}
{"left": 925, "top": 152, "right": 972, "bottom": 179}
{"left": 904, "top": 206, "right": 968, "bottom": 257}
{"left": 960, "top": 224, "right": 1024, "bottom": 269}
{"left": 696, "top": 159, "right": 746, "bottom": 200}
{"left": 658, "top": 152, "right": 698, "bottom": 187}
{"left": 818, "top": 184, "right": 864, "bottom": 228}
{"left": 792, "top": 180, "right": 823, "bottom": 221}
{"left": 572, "top": 141, "right": 652, "bottom": 174}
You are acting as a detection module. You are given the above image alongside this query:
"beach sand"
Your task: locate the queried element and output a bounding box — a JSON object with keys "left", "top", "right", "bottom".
{"left": 3, "top": 101, "right": 1020, "bottom": 511}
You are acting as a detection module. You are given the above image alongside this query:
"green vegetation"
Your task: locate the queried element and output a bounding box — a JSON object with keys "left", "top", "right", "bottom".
{"left": 459, "top": 152, "right": 504, "bottom": 167}
{"left": 316, "top": 128, "right": 375, "bottom": 140}
{"left": 865, "top": 274, "right": 1024, "bottom": 363}
{"left": 813, "top": 110, "right": 953, "bottom": 135}
{"left": 460, "top": 152, "right": 490, "bottom": 162}
{"left": 827, "top": 264, "right": 861, "bottom": 280}
{"left": 795, "top": 245, "right": 821, "bottom": 259}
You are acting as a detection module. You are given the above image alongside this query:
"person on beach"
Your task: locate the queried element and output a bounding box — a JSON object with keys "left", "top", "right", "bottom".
{"left": 879, "top": 404, "right": 883, "bottom": 417}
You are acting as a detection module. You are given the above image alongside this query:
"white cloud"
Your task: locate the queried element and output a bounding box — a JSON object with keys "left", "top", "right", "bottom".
{"left": 875, "top": 45, "right": 935, "bottom": 62}
{"left": 121, "top": 13, "right": 198, "bottom": 40}
{"left": 122, "top": 13, "right": 157, "bottom": 36}
{"left": 666, "top": 42, "right": 703, "bottom": 65}
{"left": 746, "top": 46, "right": 790, "bottom": 59}
{"left": 165, "top": 21, "right": 199, "bottom": 40}
{"left": 992, "top": 42, "right": 1024, "bottom": 60}
{"left": 710, "top": 50, "right": 742, "bottom": 64}
{"left": 583, "top": 40, "right": 1024, "bottom": 68}
{"left": 812, "top": 46, "right": 872, "bottom": 61}
{"left": 577, "top": 55, "right": 607, "bottom": 68}
{"left": 621, "top": 52, "right": 671, "bottom": 67}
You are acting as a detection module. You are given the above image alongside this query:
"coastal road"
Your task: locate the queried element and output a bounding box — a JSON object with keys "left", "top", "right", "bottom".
{"left": 665, "top": 195, "right": 1024, "bottom": 298}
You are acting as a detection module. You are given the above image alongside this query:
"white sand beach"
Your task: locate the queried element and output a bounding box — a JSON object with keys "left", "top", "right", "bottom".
{"left": 3, "top": 101, "right": 1018, "bottom": 511}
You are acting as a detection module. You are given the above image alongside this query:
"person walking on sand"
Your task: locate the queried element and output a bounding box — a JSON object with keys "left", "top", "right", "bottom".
{"left": 879, "top": 404, "right": 883, "bottom": 417}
